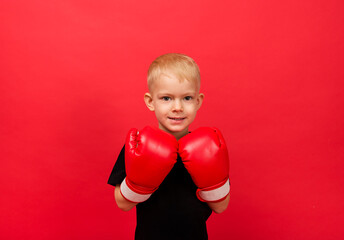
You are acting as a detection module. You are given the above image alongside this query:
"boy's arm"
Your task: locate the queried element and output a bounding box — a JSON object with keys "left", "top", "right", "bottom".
{"left": 114, "top": 184, "right": 138, "bottom": 211}
{"left": 207, "top": 193, "right": 230, "bottom": 214}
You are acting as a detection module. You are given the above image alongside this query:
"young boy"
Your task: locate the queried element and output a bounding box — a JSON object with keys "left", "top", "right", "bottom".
{"left": 108, "top": 53, "right": 230, "bottom": 239}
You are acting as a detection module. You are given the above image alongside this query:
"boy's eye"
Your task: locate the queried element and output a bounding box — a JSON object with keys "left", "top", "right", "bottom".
{"left": 162, "top": 96, "right": 171, "bottom": 101}
{"left": 184, "top": 96, "right": 192, "bottom": 101}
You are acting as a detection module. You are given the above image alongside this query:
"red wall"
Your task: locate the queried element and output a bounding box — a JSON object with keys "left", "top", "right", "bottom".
{"left": 1, "top": 1, "right": 343, "bottom": 239}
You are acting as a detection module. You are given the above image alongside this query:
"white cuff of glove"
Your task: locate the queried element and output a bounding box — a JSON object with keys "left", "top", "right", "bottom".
{"left": 120, "top": 177, "right": 152, "bottom": 203}
{"left": 198, "top": 179, "right": 230, "bottom": 202}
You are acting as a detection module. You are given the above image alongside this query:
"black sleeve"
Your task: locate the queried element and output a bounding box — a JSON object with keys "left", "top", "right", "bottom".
{"left": 107, "top": 145, "right": 126, "bottom": 187}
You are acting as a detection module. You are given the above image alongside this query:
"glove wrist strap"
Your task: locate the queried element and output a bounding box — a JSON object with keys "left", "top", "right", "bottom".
{"left": 197, "top": 178, "right": 230, "bottom": 202}
{"left": 120, "top": 177, "right": 152, "bottom": 203}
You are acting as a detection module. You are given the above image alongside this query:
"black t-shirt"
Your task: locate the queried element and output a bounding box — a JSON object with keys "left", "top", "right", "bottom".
{"left": 108, "top": 146, "right": 212, "bottom": 240}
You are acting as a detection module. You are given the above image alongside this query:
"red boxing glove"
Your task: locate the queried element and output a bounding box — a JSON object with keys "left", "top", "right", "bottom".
{"left": 120, "top": 126, "right": 178, "bottom": 203}
{"left": 179, "top": 127, "right": 230, "bottom": 202}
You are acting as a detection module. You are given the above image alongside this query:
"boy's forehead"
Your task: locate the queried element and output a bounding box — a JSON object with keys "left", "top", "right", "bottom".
{"left": 150, "top": 73, "right": 199, "bottom": 94}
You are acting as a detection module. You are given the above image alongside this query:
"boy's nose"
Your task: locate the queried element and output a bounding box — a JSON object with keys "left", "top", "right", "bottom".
{"left": 172, "top": 100, "right": 183, "bottom": 112}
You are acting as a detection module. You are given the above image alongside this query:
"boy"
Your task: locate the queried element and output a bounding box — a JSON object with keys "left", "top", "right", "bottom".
{"left": 108, "top": 53, "right": 230, "bottom": 239}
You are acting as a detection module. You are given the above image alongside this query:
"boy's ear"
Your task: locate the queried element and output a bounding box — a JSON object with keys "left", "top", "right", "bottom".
{"left": 144, "top": 92, "right": 155, "bottom": 111}
{"left": 196, "top": 93, "right": 204, "bottom": 110}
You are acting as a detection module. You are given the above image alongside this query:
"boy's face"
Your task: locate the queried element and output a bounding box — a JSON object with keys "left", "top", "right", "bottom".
{"left": 144, "top": 73, "right": 204, "bottom": 140}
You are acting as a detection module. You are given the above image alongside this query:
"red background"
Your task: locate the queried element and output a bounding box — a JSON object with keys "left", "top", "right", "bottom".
{"left": 1, "top": 0, "right": 343, "bottom": 239}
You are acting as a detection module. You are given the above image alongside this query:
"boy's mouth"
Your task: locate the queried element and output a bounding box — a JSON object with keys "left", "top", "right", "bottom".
{"left": 168, "top": 117, "right": 186, "bottom": 121}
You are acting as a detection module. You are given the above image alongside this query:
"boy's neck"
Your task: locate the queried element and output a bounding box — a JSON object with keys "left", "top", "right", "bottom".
{"left": 158, "top": 125, "right": 189, "bottom": 140}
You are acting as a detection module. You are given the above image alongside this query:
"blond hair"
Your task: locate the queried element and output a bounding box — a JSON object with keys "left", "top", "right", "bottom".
{"left": 147, "top": 53, "right": 201, "bottom": 92}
